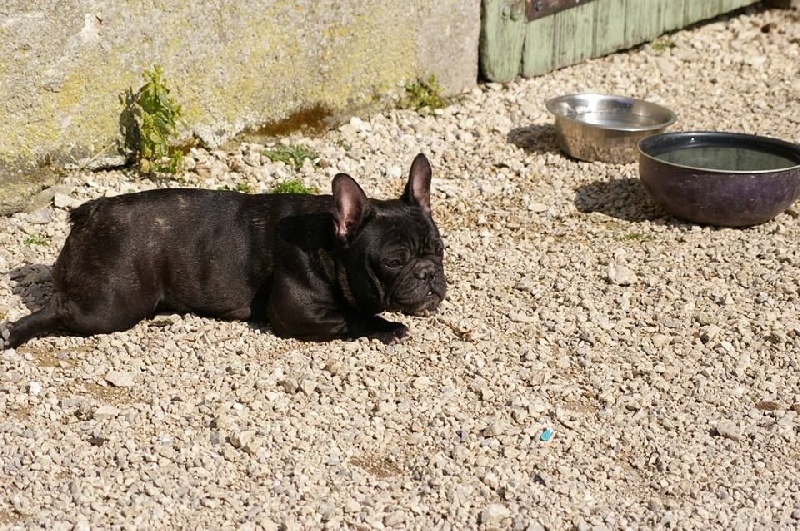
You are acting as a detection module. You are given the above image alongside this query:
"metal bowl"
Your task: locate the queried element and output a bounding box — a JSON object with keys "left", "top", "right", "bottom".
{"left": 638, "top": 132, "right": 800, "bottom": 227}
{"left": 546, "top": 93, "right": 676, "bottom": 163}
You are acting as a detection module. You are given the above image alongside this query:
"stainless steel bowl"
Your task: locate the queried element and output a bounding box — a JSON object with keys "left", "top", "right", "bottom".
{"left": 545, "top": 93, "right": 677, "bottom": 163}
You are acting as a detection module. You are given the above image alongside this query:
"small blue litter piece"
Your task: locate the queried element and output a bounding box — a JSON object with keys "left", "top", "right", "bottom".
{"left": 539, "top": 427, "right": 553, "bottom": 442}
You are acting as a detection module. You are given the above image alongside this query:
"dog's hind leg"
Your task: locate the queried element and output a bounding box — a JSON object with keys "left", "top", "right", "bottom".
{"left": 4, "top": 300, "right": 62, "bottom": 349}
{"left": 4, "top": 290, "right": 155, "bottom": 349}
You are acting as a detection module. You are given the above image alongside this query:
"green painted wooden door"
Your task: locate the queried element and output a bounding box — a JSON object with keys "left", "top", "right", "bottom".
{"left": 480, "top": 0, "right": 760, "bottom": 82}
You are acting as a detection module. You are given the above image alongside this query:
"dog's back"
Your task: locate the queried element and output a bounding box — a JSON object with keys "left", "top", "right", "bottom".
{"left": 7, "top": 188, "right": 331, "bottom": 347}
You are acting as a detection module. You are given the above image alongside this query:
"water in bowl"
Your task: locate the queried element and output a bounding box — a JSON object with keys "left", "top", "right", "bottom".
{"left": 656, "top": 146, "right": 799, "bottom": 172}
{"left": 575, "top": 111, "right": 662, "bottom": 129}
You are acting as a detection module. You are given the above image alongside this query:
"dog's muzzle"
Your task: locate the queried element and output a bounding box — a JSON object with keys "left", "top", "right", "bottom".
{"left": 391, "top": 260, "right": 446, "bottom": 316}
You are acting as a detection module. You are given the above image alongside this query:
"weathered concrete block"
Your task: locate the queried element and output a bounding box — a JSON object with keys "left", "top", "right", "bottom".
{"left": 0, "top": 0, "right": 479, "bottom": 213}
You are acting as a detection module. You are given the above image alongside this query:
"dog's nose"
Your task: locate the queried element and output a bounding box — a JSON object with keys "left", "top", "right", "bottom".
{"left": 414, "top": 264, "right": 437, "bottom": 283}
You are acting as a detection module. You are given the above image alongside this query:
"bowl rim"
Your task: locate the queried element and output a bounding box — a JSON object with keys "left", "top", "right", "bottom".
{"left": 638, "top": 131, "right": 800, "bottom": 174}
{"left": 545, "top": 93, "right": 677, "bottom": 132}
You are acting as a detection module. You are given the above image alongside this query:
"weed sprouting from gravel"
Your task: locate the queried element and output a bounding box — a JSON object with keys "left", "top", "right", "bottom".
{"left": 261, "top": 143, "right": 320, "bottom": 194}
{"left": 262, "top": 143, "right": 319, "bottom": 171}
{"left": 651, "top": 36, "right": 677, "bottom": 52}
{"left": 621, "top": 232, "right": 654, "bottom": 243}
{"left": 216, "top": 182, "right": 256, "bottom": 194}
{"left": 121, "top": 65, "right": 183, "bottom": 174}
{"left": 270, "top": 180, "right": 319, "bottom": 194}
{"left": 403, "top": 75, "right": 446, "bottom": 112}
{"left": 23, "top": 235, "right": 50, "bottom": 247}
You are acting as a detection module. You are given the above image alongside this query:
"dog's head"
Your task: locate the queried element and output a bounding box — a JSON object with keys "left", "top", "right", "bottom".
{"left": 333, "top": 153, "right": 447, "bottom": 316}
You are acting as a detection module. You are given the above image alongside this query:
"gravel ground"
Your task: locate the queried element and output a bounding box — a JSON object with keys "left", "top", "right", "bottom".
{"left": 2, "top": 5, "right": 800, "bottom": 530}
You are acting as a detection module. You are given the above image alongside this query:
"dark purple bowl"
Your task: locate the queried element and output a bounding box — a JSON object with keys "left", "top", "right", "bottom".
{"left": 638, "top": 132, "right": 800, "bottom": 227}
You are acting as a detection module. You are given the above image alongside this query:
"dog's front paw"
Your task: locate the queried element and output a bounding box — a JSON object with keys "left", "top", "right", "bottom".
{"left": 369, "top": 322, "right": 409, "bottom": 344}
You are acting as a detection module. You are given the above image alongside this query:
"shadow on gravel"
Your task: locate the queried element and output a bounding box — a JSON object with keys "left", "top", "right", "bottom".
{"left": 9, "top": 264, "right": 55, "bottom": 313}
{"left": 574, "top": 178, "right": 667, "bottom": 222}
{"left": 506, "top": 125, "right": 560, "bottom": 155}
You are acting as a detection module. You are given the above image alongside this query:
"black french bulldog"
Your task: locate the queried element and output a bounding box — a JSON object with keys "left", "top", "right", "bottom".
{"left": 2, "top": 153, "right": 446, "bottom": 348}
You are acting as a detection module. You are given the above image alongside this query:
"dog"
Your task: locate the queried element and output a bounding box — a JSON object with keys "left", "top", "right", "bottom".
{"left": 2, "top": 153, "right": 446, "bottom": 348}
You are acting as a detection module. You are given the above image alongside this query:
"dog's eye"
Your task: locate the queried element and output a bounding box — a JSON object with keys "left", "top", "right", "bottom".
{"left": 384, "top": 252, "right": 408, "bottom": 269}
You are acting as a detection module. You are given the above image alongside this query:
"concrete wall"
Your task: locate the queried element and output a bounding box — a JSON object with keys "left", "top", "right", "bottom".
{"left": 0, "top": 0, "right": 479, "bottom": 213}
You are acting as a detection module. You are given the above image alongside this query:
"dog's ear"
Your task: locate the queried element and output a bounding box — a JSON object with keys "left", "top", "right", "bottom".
{"left": 401, "top": 153, "right": 432, "bottom": 213}
{"left": 333, "top": 173, "right": 371, "bottom": 243}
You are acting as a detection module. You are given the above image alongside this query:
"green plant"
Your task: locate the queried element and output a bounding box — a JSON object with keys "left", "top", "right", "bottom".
{"left": 403, "top": 75, "right": 446, "bottom": 111}
{"left": 24, "top": 235, "right": 50, "bottom": 247}
{"left": 235, "top": 182, "right": 254, "bottom": 194}
{"left": 122, "top": 65, "right": 183, "bottom": 174}
{"left": 621, "top": 232, "right": 654, "bottom": 243}
{"left": 270, "top": 179, "right": 319, "bottom": 195}
{"left": 262, "top": 143, "right": 319, "bottom": 171}
{"left": 216, "top": 182, "right": 255, "bottom": 193}
{"left": 334, "top": 138, "right": 352, "bottom": 153}
{"left": 651, "top": 37, "right": 676, "bottom": 53}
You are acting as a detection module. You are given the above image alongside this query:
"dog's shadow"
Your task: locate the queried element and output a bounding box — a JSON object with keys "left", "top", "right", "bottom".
{"left": 573, "top": 178, "right": 667, "bottom": 222}
{"left": 8, "top": 264, "right": 55, "bottom": 314}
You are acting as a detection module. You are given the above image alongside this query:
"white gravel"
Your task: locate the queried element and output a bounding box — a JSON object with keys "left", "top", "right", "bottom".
{"left": 2, "top": 5, "right": 800, "bottom": 529}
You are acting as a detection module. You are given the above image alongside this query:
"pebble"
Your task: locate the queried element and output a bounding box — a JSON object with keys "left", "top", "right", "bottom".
{"left": 413, "top": 376, "right": 432, "bottom": 388}
{"left": 26, "top": 209, "right": 52, "bottom": 224}
{"left": 94, "top": 404, "right": 121, "bottom": 420}
{"left": 53, "top": 193, "right": 81, "bottom": 209}
{"left": 715, "top": 420, "right": 743, "bottom": 442}
{"left": 105, "top": 371, "right": 136, "bottom": 387}
{"left": 483, "top": 420, "right": 506, "bottom": 437}
{"left": 344, "top": 499, "right": 362, "bottom": 513}
{"left": 230, "top": 430, "right": 259, "bottom": 454}
{"left": 384, "top": 511, "right": 405, "bottom": 527}
{"left": 0, "top": 8, "right": 798, "bottom": 530}
{"left": 299, "top": 379, "right": 317, "bottom": 395}
{"left": 481, "top": 504, "right": 512, "bottom": 526}
{"left": 607, "top": 263, "right": 637, "bottom": 286}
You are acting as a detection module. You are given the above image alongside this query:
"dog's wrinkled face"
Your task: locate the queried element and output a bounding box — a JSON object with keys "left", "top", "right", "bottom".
{"left": 377, "top": 213, "right": 446, "bottom": 315}
{"left": 333, "top": 153, "right": 447, "bottom": 317}
{"left": 343, "top": 207, "right": 446, "bottom": 316}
